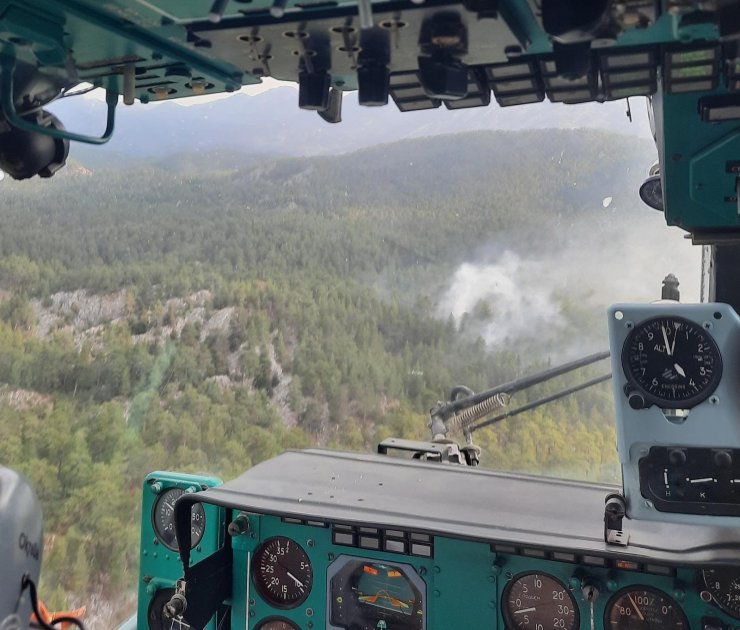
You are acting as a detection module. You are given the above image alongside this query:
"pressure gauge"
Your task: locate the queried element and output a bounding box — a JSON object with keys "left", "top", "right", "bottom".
{"left": 621, "top": 315, "right": 722, "bottom": 409}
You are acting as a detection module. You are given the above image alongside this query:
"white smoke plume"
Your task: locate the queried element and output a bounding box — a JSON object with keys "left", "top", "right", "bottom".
{"left": 436, "top": 210, "right": 702, "bottom": 359}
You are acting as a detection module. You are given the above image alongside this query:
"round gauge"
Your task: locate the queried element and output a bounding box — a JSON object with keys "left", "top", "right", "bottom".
{"left": 256, "top": 619, "right": 300, "bottom": 630}
{"left": 702, "top": 567, "right": 740, "bottom": 619}
{"left": 253, "top": 537, "right": 313, "bottom": 609}
{"left": 502, "top": 572, "right": 578, "bottom": 630}
{"left": 605, "top": 586, "right": 688, "bottom": 628}
{"left": 152, "top": 488, "right": 206, "bottom": 551}
{"left": 621, "top": 315, "right": 722, "bottom": 409}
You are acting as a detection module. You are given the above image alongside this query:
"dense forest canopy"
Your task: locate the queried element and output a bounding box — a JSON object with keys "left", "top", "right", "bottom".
{"left": 0, "top": 128, "right": 697, "bottom": 626}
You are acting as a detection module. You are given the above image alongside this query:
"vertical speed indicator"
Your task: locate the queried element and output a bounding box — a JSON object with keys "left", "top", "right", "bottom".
{"left": 503, "top": 572, "right": 579, "bottom": 630}
{"left": 621, "top": 315, "right": 722, "bottom": 409}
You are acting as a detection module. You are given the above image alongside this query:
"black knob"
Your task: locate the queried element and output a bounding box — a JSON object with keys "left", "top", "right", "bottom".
{"left": 628, "top": 393, "right": 646, "bottom": 410}
{"left": 668, "top": 449, "right": 687, "bottom": 467}
{"left": 714, "top": 450, "right": 733, "bottom": 468}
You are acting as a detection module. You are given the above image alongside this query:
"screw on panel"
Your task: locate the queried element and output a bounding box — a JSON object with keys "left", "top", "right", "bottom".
{"left": 710, "top": 395, "right": 720, "bottom": 404}
{"left": 625, "top": 321, "right": 634, "bottom": 329}
{"left": 644, "top": 500, "right": 653, "bottom": 509}
{"left": 306, "top": 608, "right": 314, "bottom": 616}
{"left": 703, "top": 321, "right": 713, "bottom": 330}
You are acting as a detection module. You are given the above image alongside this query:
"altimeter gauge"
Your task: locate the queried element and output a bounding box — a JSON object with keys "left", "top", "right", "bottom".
{"left": 702, "top": 567, "right": 740, "bottom": 619}
{"left": 621, "top": 315, "right": 722, "bottom": 409}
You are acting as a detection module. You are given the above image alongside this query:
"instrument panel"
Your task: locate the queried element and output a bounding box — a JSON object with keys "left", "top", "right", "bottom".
{"left": 131, "top": 449, "right": 740, "bottom": 630}
{"left": 230, "top": 515, "right": 740, "bottom": 630}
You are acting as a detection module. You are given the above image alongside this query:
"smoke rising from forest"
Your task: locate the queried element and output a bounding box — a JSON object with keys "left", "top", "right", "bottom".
{"left": 437, "top": 206, "right": 702, "bottom": 358}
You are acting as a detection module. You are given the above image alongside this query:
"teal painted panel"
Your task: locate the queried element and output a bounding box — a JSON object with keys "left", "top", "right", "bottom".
{"left": 429, "top": 537, "right": 498, "bottom": 629}
{"left": 136, "top": 471, "right": 225, "bottom": 630}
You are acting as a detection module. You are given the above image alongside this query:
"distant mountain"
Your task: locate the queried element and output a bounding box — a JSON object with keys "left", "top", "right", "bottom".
{"left": 48, "top": 87, "right": 655, "bottom": 168}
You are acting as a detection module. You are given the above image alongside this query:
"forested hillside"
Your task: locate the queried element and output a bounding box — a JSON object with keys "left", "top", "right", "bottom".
{"left": 0, "top": 129, "right": 693, "bottom": 626}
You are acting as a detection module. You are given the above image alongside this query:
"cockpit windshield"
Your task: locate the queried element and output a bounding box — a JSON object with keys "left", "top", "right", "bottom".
{"left": 0, "top": 85, "right": 699, "bottom": 626}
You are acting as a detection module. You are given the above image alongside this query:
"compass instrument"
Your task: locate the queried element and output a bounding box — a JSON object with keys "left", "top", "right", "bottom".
{"left": 621, "top": 316, "right": 722, "bottom": 409}
{"left": 253, "top": 537, "right": 313, "bottom": 609}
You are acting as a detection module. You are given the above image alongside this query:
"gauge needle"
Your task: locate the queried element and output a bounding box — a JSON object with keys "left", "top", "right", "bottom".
{"left": 287, "top": 571, "right": 304, "bottom": 588}
{"left": 662, "top": 326, "right": 672, "bottom": 356}
{"left": 165, "top": 502, "right": 175, "bottom": 511}
{"left": 674, "top": 363, "right": 686, "bottom": 377}
{"left": 513, "top": 608, "right": 536, "bottom": 614}
{"left": 627, "top": 594, "right": 645, "bottom": 622}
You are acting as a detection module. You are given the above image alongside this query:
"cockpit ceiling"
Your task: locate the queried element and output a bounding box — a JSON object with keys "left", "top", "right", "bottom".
{"left": 7, "top": 1, "right": 740, "bottom": 233}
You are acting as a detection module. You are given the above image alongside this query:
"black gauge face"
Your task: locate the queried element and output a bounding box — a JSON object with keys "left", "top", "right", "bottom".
{"left": 703, "top": 567, "right": 740, "bottom": 619}
{"left": 253, "top": 537, "right": 313, "bottom": 609}
{"left": 621, "top": 315, "right": 722, "bottom": 408}
{"left": 606, "top": 587, "right": 688, "bottom": 628}
{"left": 152, "top": 488, "right": 206, "bottom": 551}
{"left": 255, "top": 619, "right": 300, "bottom": 630}
{"left": 502, "top": 572, "right": 578, "bottom": 630}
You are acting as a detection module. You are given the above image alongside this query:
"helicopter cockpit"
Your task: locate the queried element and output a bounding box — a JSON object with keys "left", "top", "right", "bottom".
{"left": 4, "top": 1, "right": 740, "bottom": 629}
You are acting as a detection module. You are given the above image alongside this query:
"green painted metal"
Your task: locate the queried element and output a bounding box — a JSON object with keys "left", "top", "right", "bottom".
{"left": 136, "top": 471, "right": 224, "bottom": 630}
{"left": 222, "top": 514, "right": 740, "bottom": 630}
{"left": 657, "top": 84, "right": 740, "bottom": 232}
{"left": 126, "top": 471, "right": 740, "bottom": 629}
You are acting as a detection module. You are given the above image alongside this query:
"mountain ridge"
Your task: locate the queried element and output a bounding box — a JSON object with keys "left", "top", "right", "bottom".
{"left": 47, "top": 88, "right": 654, "bottom": 168}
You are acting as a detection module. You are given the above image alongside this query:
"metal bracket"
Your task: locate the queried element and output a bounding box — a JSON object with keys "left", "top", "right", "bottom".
{"left": 604, "top": 492, "right": 630, "bottom": 546}
{"left": 1, "top": 56, "right": 117, "bottom": 144}
{"left": 378, "top": 437, "right": 470, "bottom": 465}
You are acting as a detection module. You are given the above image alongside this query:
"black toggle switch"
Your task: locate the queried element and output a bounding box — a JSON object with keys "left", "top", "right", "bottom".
{"left": 713, "top": 450, "right": 733, "bottom": 468}
{"left": 668, "top": 448, "right": 687, "bottom": 467}
{"left": 358, "top": 65, "right": 390, "bottom": 106}
{"left": 298, "top": 71, "right": 331, "bottom": 110}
